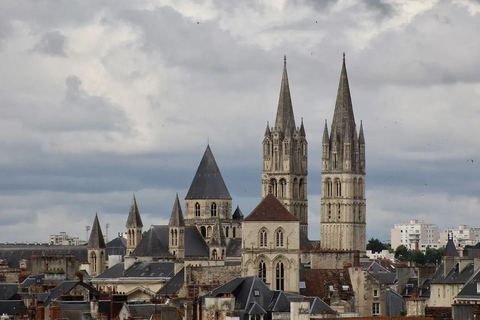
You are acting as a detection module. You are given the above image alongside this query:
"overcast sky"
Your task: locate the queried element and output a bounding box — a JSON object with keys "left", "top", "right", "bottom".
{"left": 0, "top": 0, "right": 479, "bottom": 244}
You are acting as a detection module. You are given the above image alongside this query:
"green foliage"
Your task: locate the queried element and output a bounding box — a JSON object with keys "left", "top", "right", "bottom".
{"left": 394, "top": 245, "right": 444, "bottom": 265}
{"left": 366, "top": 237, "right": 388, "bottom": 253}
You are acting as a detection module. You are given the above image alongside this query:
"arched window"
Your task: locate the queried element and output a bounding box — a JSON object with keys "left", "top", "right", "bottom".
{"left": 276, "top": 229, "right": 284, "bottom": 247}
{"left": 299, "top": 179, "right": 305, "bottom": 199}
{"left": 353, "top": 178, "right": 358, "bottom": 198}
{"left": 207, "top": 226, "right": 212, "bottom": 237}
{"left": 211, "top": 202, "right": 217, "bottom": 217}
{"left": 128, "top": 230, "right": 131, "bottom": 246}
{"left": 358, "top": 206, "right": 362, "bottom": 221}
{"left": 358, "top": 179, "right": 363, "bottom": 198}
{"left": 195, "top": 202, "right": 200, "bottom": 217}
{"left": 334, "top": 179, "right": 342, "bottom": 197}
{"left": 275, "top": 261, "right": 285, "bottom": 291}
{"left": 293, "top": 178, "right": 298, "bottom": 198}
{"left": 225, "top": 226, "right": 230, "bottom": 238}
{"left": 259, "top": 229, "right": 267, "bottom": 248}
{"left": 333, "top": 152, "right": 338, "bottom": 169}
{"left": 270, "top": 179, "right": 277, "bottom": 196}
{"left": 170, "top": 229, "right": 174, "bottom": 245}
{"left": 91, "top": 252, "right": 97, "bottom": 273}
{"left": 279, "top": 179, "right": 286, "bottom": 198}
{"left": 326, "top": 179, "right": 333, "bottom": 197}
{"left": 200, "top": 226, "right": 206, "bottom": 237}
{"left": 284, "top": 141, "right": 289, "bottom": 155}
{"left": 233, "top": 227, "right": 236, "bottom": 238}
{"left": 264, "top": 140, "right": 270, "bottom": 156}
{"left": 174, "top": 229, "right": 178, "bottom": 246}
{"left": 212, "top": 249, "right": 217, "bottom": 260}
{"left": 258, "top": 260, "right": 266, "bottom": 283}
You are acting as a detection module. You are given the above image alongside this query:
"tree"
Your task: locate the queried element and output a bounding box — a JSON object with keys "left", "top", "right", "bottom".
{"left": 425, "top": 246, "right": 444, "bottom": 265}
{"left": 366, "top": 237, "right": 387, "bottom": 253}
{"left": 395, "top": 245, "right": 410, "bottom": 261}
{"left": 410, "top": 249, "right": 426, "bottom": 265}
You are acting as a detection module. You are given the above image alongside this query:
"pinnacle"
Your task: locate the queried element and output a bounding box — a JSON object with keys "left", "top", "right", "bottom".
{"left": 169, "top": 193, "right": 185, "bottom": 227}
{"left": 274, "top": 57, "right": 296, "bottom": 133}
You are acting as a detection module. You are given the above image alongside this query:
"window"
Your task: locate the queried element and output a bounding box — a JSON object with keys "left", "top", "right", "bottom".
{"left": 264, "top": 141, "right": 270, "bottom": 156}
{"left": 275, "top": 261, "right": 285, "bottom": 291}
{"left": 372, "top": 302, "right": 380, "bottom": 316}
{"left": 91, "top": 252, "right": 97, "bottom": 273}
{"left": 225, "top": 226, "right": 229, "bottom": 238}
{"left": 212, "top": 249, "right": 218, "bottom": 260}
{"left": 211, "top": 202, "right": 217, "bottom": 217}
{"left": 259, "top": 229, "right": 267, "bottom": 247}
{"left": 279, "top": 179, "right": 287, "bottom": 198}
{"left": 373, "top": 289, "right": 378, "bottom": 298}
{"left": 337, "top": 204, "right": 341, "bottom": 219}
{"left": 195, "top": 203, "right": 200, "bottom": 217}
{"left": 258, "top": 261, "right": 266, "bottom": 283}
{"left": 276, "top": 229, "right": 284, "bottom": 247}
{"left": 200, "top": 226, "right": 206, "bottom": 237}
{"left": 328, "top": 204, "right": 332, "bottom": 219}
{"left": 233, "top": 227, "right": 236, "bottom": 238}
{"left": 302, "top": 144, "right": 306, "bottom": 156}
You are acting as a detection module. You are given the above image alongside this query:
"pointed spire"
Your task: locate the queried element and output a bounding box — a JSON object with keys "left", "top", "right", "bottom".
{"left": 445, "top": 232, "right": 459, "bottom": 257}
{"left": 322, "top": 120, "right": 329, "bottom": 144}
{"left": 264, "top": 121, "right": 271, "bottom": 136}
{"left": 126, "top": 194, "right": 143, "bottom": 228}
{"left": 275, "top": 56, "right": 296, "bottom": 133}
{"left": 185, "top": 145, "right": 232, "bottom": 200}
{"left": 88, "top": 213, "right": 106, "bottom": 249}
{"left": 209, "top": 219, "right": 227, "bottom": 247}
{"left": 331, "top": 53, "right": 356, "bottom": 140}
{"left": 359, "top": 121, "right": 365, "bottom": 144}
{"left": 299, "top": 117, "right": 306, "bottom": 137}
{"left": 232, "top": 205, "right": 244, "bottom": 220}
{"left": 169, "top": 193, "right": 185, "bottom": 227}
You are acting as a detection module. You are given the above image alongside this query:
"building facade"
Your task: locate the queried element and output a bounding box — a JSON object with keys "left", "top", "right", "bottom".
{"left": 440, "top": 225, "right": 480, "bottom": 248}
{"left": 262, "top": 57, "right": 308, "bottom": 234}
{"left": 391, "top": 219, "right": 440, "bottom": 252}
{"left": 320, "top": 54, "right": 366, "bottom": 253}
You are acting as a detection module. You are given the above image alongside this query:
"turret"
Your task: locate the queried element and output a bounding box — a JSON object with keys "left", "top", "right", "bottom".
{"left": 209, "top": 219, "right": 226, "bottom": 260}
{"left": 168, "top": 194, "right": 185, "bottom": 259}
{"left": 87, "top": 213, "right": 106, "bottom": 277}
{"left": 359, "top": 121, "right": 366, "bottom": 173}
{"left": 322, "top": 120, "right": 330, "bottom": 171}
{"left": 126, "top": 195, "right": 143, "bottom": 255}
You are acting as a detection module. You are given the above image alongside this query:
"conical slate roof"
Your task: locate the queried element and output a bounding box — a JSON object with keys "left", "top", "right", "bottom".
{"left": 244, "top": 194, "right": 299, "bottom": 222}
{"left": 185, "top": 145, "right": 232, "bottom": 200}
{"left": 322, "top": 120, "right": 329, "bottom": 144}
{"left": 169, "top": 194, "right": 185, "bottom": 227}
{"left": 209, "top": 220, "right": 227, "bottom": 247}
{"left": 445, "top": 234, "right": 459, "bottom": 257}
{"left": 274, "top": 56, "right": 296, "bottom": 133}
{"left": 131, "top": 227, "right": 172, "bottom": 258}
{"left": 331, "top": 53, "right": 356, "bottom": 142}
{"left": 88, "top": 213, "right": 106, "bottom": 249}
{"left": 126, "top": 195, "right": 143, "bottom": 228}
{"left": 359, "top": 121, "right": 365, "bottom": 144}
{"left": 232, "top": 205, "right": 244, "bottom": 220}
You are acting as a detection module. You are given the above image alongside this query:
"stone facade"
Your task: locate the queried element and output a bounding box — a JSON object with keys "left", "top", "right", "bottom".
{"left": 262, "top": 59, "right": 308, "bottom": 234}
{"left": 320, "top": 55, "right": 366, "bottom": 254}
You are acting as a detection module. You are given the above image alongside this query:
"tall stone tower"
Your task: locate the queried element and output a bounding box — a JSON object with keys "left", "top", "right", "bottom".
{"left": 262, "top": 57, "right": 308, "bottom": 234}
{"left": 87, "top": 213, "right": 106, "bottom": 277}
{"left": 126, "top": 195, "right": 143, "bottom": 255}
{"left": 320, "top": 54, "right": 366, "bottom": 253}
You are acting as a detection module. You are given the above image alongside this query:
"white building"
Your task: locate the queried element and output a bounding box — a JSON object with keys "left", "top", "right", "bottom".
{"left": 391, "top": 220, "right": 440, "bottom": 252}
{"left": 440, "top": 225, "right": 480, "bottom": 248}
{"left": 49, "top": 232, "right": 83, "bottom": 245}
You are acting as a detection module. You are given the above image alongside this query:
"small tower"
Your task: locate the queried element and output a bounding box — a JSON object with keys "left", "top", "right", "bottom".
{"left": 168, "top": 194, "right": 185, "bottom": 259}
{"left": 87, "top": 213, "right": 106, "bottom": 277}
{"left": 262, "top": 56, "right": 308, "bottom": 234}
{"left": 209, "top": 219, "right": 227, "bottom": 260}
{"left": 320, "top": 54, "right": 366, "bottom": 254}
{"left": 126, "top": 195, "right": 143, "bottom": 255}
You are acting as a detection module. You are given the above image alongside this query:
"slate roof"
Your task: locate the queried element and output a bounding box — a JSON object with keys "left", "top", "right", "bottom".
{"left": 431, "top": 261, "right": 475, "bottom": 284}
{"left": 0, "top": 284, "right": 21, "bottom": 300}
{"left": 0, "top": 301, "right": 26, "bottom": 315}
{"left": 300, "top": 231, "right": 313, "bottom": 250}
{"left": 88, "top": 214, "right": 106, "bottom": 249}
{"left": 456, "top": 268, "right": 480, "bottom": 299}
{"left": 106, "top": 236, "right": 127, "bottom": 257}
{"left": 401, "top": 278, "right": 431, "bottom": 298}
{"left": 371, "top": 272, "right": 397, "bottom": 285}
{"left": 445, "top": 237, "right": 459, "bottom": 257}
{"left": 131, "top": 226, "right": 209, "bottom": 258}
{"left": 44, "top": 281, "right": 98, "bottom": 306}
{"left": 0, "top": 244, "right": 87, "bottom": 268}
{"left": 226, "top": 238, "right": 242, "bottom": 257}
{"left": 299, "top": 269, "right": 354, "bottom": 302}
{"left": 211, "top": 276, "right": 334, "bottom": 319}
{"left": 331, "top": 53, "right": 356, "bottom": 143}
{"left": 185, "top": 145, "right": 232, "bottom": 200}
{"left": 169, "top": 194, "right": 185, "bottom": 227}
{"left": 126, "top": 195, "right": 143, "bottom": 228}
{"left": 157, "top": 268, "right": 185, "bottom": 296}
{"left": 274, "top": 56, "right": 296, "bottom": 133}
{"left": 243, "top": 194, "right": 299, "bottom": 222}
{"left": 95, "top": 263, "right": 125, "bottom": 279}
{"left": 233, "top": 205, "right": 244, "bottom": 220}
{"left": 96, "top": 261, "right": 174, "bottom": 279}
{"left": 362, "top": 261, "right": 390, "bottom": 273}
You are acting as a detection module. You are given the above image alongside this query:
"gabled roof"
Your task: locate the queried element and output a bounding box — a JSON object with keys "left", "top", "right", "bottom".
{"left": 169, "top": 194, "right": 185, "bottom": 227}
{"left": 456, "top": 267, "right": 480, "bottom": 299}
{"left": 244, "top": 194, "right": 299, "bottom": 222}
{"left": 209, "top": 220, "right": 227, "bottom": 247}
{"left": 88, "top": 213, "right": 106, "bottom": 249}
{"left": 233, "top": 205, "right": 244, "bottom": 220}
{"left": 96, "top": 262, "right": 125, "bottom": 279}
{"left": 331, "top": 53, "right": 356, "bottom": 142}
{"left": 130, "top": 227, "right": 172, "bottom": 258}
{"left": 157, "top": 268, "right": 185, "bottom": 296}
{"left": 362, "top": 261, "right": 390, "bottom": 273}
{"left": 185, "top": 145, "right": 232, "bottom": 200}
{"left": 371, "top": 272, "right": 397, "bottom": 285}
{"left": 274, "top": 56, "right": 296, "bottom": 133}
{"left": 431, "top": 261, "right": 475, "bottom": 284}
{"left": 126, "top": 195, "right": 143, "bottom": 228}
{"left": 106, "top": 237, "right": 127, "bottom": 258}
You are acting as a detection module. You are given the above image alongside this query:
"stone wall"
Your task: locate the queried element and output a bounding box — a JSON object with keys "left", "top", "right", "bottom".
{"left": 186, "top": 265, "right": 242, "bottom": 286}
{"left": 310, "top": 251, "right": 356, "bottom": 269}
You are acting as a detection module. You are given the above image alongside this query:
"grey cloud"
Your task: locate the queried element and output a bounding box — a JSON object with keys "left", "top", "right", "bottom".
{"left": 362, "top": 0, "right": 396, "bottom": 20}
{"left": 32, "top": 31, "right": 67, "bottom": 57}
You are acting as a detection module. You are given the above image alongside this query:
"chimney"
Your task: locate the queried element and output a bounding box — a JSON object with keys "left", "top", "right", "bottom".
{"left": 49, "top": 302, "right": 61, "bottom": 320}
